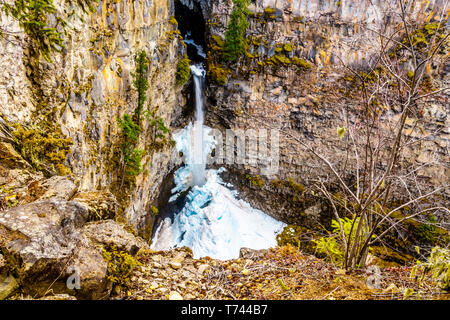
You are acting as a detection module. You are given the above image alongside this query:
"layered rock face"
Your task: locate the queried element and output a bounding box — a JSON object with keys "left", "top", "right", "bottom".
{"left": 204, "top": 0, "right": 449, "bottom": 224}
{"left": 0, "top": 0, "right": 184, "bottom": 236}
{"left": 0, "top": 0, "right": 185, "bottom": 299}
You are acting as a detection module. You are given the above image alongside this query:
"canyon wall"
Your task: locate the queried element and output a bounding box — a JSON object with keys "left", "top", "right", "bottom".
{"left": 0, "top": 0, "right": 186, "bottom": 299}
{"left": 0, "top": 0, "right": 186, "bottom": 237}
{"left": 204, "top": 0, "right": 449, "bottom": 225}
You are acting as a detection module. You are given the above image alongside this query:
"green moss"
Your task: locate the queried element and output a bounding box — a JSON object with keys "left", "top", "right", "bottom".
{"left": 211, "top": 34, "right": 225, "bottom": 51}
{"left": 176, "top": 56, "right": 191, "bottom": 86}
{"left": 208, "top": 63, "right": 230, "bottom": 85}
{"left": 283, "top": 43, "right": 293, "bottom": 52}
{"left": 424, "top": 22, "right": 440, "bottom": 35}
{"left": 151, "top": 206, "right": 159, "bottom": 215}
{"left": 270, "top": 178, "right": 305, "bottom": 202}
{"left": 269, "top": 54, "right": 291, "bottom": 66}
{"left": 291, "top": 57, "right": 312, "bottom": 70}
{"left": 369, "top": 245, "right": 414, "bottom": 266}
{"left": 390, "top": 211, "right": 449, "bottom": 246}
{"left": 245, "top": 51, "right": 258, "bottom": 59}
{"left": 102, "top": 244, "right": 140, "bottom": 286}
{"left": 246, "top": 174, "right": 264, "bottom": 188}
{"left": 11, "top": 123, "right": 72, "bottom": 175}
{"left": 276, "top": 224, "right": 317, "bottom": 254}
{"left": 287, "top": 177, "right": 305, "bottom": 194}
{"left": 169, "top": 16, "right": 178, "bottom": 25}
{"left": 264, "top": 7, "right": 276, "bottom": 19}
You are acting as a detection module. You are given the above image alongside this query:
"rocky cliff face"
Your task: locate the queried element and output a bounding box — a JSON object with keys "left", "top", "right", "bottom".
{"left": 204, "top": 0, "right": 449, "bottom": 225}
{"left": 0, "top": 0, "right": 448, "bottom": 300}
{"left": 0, "top": 0, "right": 185, "bottom": 236}
{"left": 0, "top": 0, "right": 186, "bottom": 299}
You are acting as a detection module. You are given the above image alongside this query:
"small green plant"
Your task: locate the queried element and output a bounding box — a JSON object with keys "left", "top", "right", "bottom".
{"left": 223, "top": 0, "right": 250, "bottom": 61}
{"left": 1, "top": 0, "right": 97, "bottom": 61}
{"left": 125, "top": 148, "right": 144, "bottom": 177}
{"left": 132, "top": 50, "right": 149, "bottom": 125}
{"left": 411, "top": 246, "right": 450, "bottom": 291}
{"left": 246, "top": 174, "right": 264, "bottom": 188}
{"left": 313, "top": 217, "right": 370, "bottom": 266}
{"left": 151, "top": 206, "right": 159, "bottom": 215}
{"left": 176, "top": 56, "right": 191, "bottom": 85}
{"left": 417, "top": 214, "right": 438, "bottom": 243}
{"left": 312, "top": 236, "right": 343, "bottom": 265}
{"left": 149, "top": 116, "right": 169, "bottom": 139}
{"left": 143, "top": 108, "right": 171, "bottom": 150}
{"left": 118, "top": 114, "right": 140, "bottom": 145}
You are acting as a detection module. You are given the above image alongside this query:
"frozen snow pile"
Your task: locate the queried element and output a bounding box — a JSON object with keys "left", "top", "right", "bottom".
{"left": 151, "top": 125, "right": 285, "bottom": 260}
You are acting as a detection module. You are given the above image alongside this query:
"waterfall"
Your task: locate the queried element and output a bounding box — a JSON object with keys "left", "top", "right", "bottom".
{"left": 150, "top": 65, "right": 286, "bottom": 260}
{"left": 190, "top": 64, "right": 206, "bottom": 186}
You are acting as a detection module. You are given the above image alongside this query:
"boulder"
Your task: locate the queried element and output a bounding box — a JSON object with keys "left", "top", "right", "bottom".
{"left": 23, "top": 176, "right": 77, "bottom": 203}
{"left": 40, "top": 176, "right": 78, "bottom": 200}
{"left": 72, "top": 191, "right": 119, "bottom": 221}
{"left": 82, "top": 220, "right": 150, "bottom": 254}
{"left": 0, "top": 199, "right": 90, "bottom": 297}
{"left": 0, "top": 200, "right": 136, "bottom": 299}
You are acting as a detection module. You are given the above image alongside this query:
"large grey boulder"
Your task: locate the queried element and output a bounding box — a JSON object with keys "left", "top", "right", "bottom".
{"left": 0, "top": 198, "right": 148, "bottom": 299}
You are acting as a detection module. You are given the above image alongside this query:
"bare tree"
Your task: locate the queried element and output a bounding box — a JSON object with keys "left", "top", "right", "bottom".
{"left": 284, "top": 0, "right": 450, "bottom": 269}
{"left": 243, "top": 0, "right": 449, "bottom": 270}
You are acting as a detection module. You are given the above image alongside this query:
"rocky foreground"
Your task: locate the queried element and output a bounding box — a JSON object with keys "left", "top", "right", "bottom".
{"left": 11, "top": 245, "right": 444, "bottom": 301}
{"left": 120, "top": 246, "right": 449, "bottom": 301}
{"left": 0, "top": 140, "right": 448, "bottom": 301}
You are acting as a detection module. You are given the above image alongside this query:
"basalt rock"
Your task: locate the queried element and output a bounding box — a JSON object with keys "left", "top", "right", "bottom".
{"left": 0, "top": 199, "right": 149, "bottom": 299}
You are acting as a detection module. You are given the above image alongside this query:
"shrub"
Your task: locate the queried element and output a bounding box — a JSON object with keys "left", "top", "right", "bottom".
{"left": 411, "top": 246, "right": 450, "bottom": 291}
{"left": 208, "top": 63, "right": 229, "bottom": 85}
{"left": 143, "top": 109, "right": 171, "bottom": 150}
{"left": 12, "top": 123, "right": 72, "bottom": 175}
{"left": 176, "top": 56, "right": 191, "bottom": 85}
{"left": 102, "top": 244, "right": 140, "bottom": 286}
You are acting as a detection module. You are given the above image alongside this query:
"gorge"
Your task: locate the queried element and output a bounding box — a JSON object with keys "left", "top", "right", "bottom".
{"left": 0, "top": 0, "right": 448, "bottom": 300}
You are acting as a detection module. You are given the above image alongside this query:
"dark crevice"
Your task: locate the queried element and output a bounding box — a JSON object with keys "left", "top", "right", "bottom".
{"left": 175, "top": 0, "right": 206, "bottom": 63}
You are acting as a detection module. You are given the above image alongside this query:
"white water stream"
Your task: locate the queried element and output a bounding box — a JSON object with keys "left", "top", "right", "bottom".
{"left": 150, "top": 64, "right": 285, "bottom": 260}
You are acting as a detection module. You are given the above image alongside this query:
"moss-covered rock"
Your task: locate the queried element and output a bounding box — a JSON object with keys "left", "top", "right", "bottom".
{"left": 11, "top": 123, "right": 72, "bottom": 176}
{"left": 208, "top": 63, "right": 230, "bottom": 85}
{"left": 176, "top": 56, "right": 191, "bottom": 86}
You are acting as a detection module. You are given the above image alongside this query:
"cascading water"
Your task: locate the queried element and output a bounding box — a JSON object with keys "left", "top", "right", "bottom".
{"left": 191, "top": 65, "right": 206, "bottom": 186}
{"left": 150, "top": 63, "right": 286, "bottom": 260}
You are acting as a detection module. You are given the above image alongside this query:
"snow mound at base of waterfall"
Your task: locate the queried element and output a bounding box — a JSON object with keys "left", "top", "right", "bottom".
{"left": 150, "top": 124, "right": 286, "bottom": 260}
{"left": 151, "top": 168, "right": 285, "bottom": 260}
